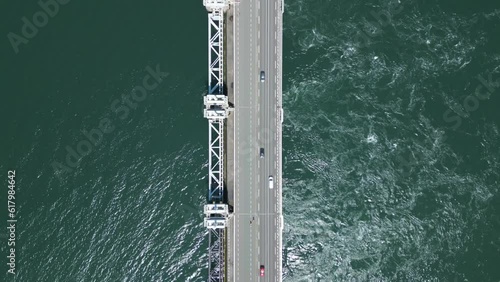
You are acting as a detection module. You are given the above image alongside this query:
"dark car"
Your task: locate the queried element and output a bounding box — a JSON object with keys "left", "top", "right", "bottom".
{"left": 260, "top": 265, "right": 265, "bottom": 276}
{"left": 260, "top": 148, "right": 264, "bottom": 158}
{"left": 260, "top": 71, "right": 265, "bottom": 82}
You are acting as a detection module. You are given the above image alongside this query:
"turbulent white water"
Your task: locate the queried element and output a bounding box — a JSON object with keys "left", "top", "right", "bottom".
{"left": 281, "top": 0, "right": 500, "bottom": 281}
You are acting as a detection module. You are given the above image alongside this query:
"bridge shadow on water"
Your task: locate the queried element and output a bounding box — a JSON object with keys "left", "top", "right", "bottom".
{"left": 204, "top": 80, "right": 229, "bottom": 96}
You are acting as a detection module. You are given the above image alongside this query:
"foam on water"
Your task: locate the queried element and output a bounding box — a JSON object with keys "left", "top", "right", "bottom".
{"left": 282, "top": 0, "right": 500, "bottom": 281}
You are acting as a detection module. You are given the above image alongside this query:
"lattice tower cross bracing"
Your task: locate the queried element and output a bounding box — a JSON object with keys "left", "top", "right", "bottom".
{"left": 202, "top": 1, "right": 230, "bottom": 282}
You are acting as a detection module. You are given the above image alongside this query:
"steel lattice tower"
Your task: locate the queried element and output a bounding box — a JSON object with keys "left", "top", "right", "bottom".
{"left": 203, "top": 1, "right": 230, "bottom": 282}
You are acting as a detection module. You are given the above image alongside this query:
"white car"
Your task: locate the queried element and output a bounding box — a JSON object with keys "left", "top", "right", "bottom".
{"left": 268, "top": 176, "right": 273, "bottom": 189}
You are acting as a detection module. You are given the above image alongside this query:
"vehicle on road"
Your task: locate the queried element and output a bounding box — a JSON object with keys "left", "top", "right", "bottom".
{"left": 260, "top": 148, "right": 265, "bottom": 158}
{"left": 260, "top": 71, "right": 265, "bottom": 82}
{"left": 260, "top": 265, "right": 265, "bottom": 276}
{"left": 268, "top": 176, "right": 273, "bottom": 189}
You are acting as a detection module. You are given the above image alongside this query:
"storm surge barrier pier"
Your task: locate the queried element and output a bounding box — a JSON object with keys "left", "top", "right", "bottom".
{"left": 202, "top": 1, "right": 230, "bottom": 282}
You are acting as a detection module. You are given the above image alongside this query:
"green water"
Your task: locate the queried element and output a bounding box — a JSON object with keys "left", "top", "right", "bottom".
{"left": 1, "top": 0, "right": 500, "bottom": 281}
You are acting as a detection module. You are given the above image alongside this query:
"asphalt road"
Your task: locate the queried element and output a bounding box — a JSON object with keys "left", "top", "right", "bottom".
{"left": 233, "top": 0, "right": 282, "bottom": 281}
